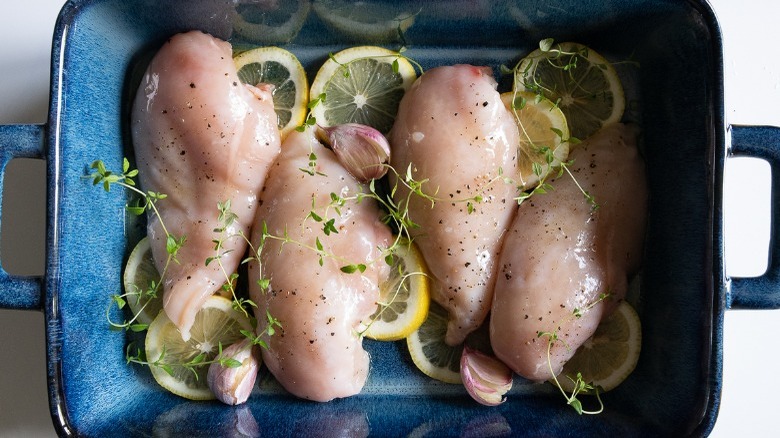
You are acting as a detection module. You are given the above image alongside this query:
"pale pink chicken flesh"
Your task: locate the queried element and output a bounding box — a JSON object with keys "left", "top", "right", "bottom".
{"left": 131, "top": 30, "right": 281, "bottom": 340}
{"left": 248, "top": 129, "right": 392, "bottom": 402}
{"left": 389, "top": 65, "right": 521, "bottom": 346}
{"left": 490, "top": 123, "right": 647, "bottom": 381}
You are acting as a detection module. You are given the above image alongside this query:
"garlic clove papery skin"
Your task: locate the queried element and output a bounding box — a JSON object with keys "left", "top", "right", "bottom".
{"left": 315, "top": 123, "right": 391, "bottom": 182}
{"left": 207, "top": 338, "right": 261, "bottom": 405}
{"left": 461, "top": 345, "right": 513, "bottom": 406}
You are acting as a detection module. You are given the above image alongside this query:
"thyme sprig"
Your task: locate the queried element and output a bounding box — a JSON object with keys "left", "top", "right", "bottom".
{"left": 241, "top": 309, "right": 282, "bottom": 350}
{"left": 90, "top": 159, "right": 186, "bottom": 259}
{"left": 300, "top": 167, "right": 439, "bottom": 337}
{"left": 513, "top": 38, "right": 594, "bottom": 107}
{"left": 296, "top": 92, "right": 326, "bottom": 136}
{"left": 206, "top": 199, "right": 291, "bottom": 350}
{"left": 256, "top": 212, "right": 368, "bottom": 273}
{"left": 125, "top": 341, "right": 242, "bottom": 381}
{"left": 105, "top": 287, "right": 156, "bottom": 333}
{"left": 205, "top": 199, "right": 260, "bottom": 320}
{"left": 537, "top": 292, "right": 611, "bottom": 415}
{"left": 89, "top": 159, "right": 281, "bottom": 355}
{"left": 512, "top": 149, "right": 598, "bottom": 212}
{"left": 504, "top": 39, "right": 600, "bottom": 210}
{"left": 90, "top": 159, "right": 184, "bottom": 330}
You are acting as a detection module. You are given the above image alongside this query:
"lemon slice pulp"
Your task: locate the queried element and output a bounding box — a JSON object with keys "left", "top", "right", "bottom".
{"left": 362, "top": 240, "right": 430, "bottom": 341}
{"left": 501, "top": 91, "right": 570, "bottom": 190}
{"left": 309, "top": 45, "right": 417, "bottom": 134}
{"left": 234, "top": 46, "right": 309, "bottom": 140}
{"left": 406, "top": 301, "right": 463, "bottom": 384}
{"left": 514, "top": 42, "right": 625, "bottom": 140}
{"left": 145, "top": 296, "right": 253, "bottom": 400}
{"left": 123, "top": 237, "right": 163, "bottom": 325}
{"left": 557, "top": 301, "right": 642, "bottom": 393}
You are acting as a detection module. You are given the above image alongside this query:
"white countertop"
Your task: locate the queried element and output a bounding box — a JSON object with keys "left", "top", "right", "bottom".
{"left": 1, "top": 1, "right": 779, "bottom": 436}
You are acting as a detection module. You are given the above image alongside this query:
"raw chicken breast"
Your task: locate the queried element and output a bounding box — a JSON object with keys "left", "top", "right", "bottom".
{"left": 389, "top": 65, "right": 521, "bottom": 345}
{"left": 490, "top": 123, "right": 647, "bottom": 381}
{"left": 131, "top": 31, "right": 281, "bottom": 340}
{"left": 248, "top": 129, "right": 392, "bottom": 402}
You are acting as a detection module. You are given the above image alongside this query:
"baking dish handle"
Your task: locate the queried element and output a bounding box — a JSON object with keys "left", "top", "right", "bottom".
{"left": 0, "top": 124, "right": 45, "bottom": 310}
{"left": 728, "top": 124, "right": 780, "bottom": 309}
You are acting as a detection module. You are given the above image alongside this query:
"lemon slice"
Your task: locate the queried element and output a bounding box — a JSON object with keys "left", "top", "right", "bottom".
{"left": 309, "top": 45, "right": 417, "bottom": 134}
{"left": 123, "top": 237, "right": 163, "bottom": 325}
{"left": 231, "top": 0, "right": 311, "bottom": 44}
{"left": 557, "top": 301, "right": 641, "bottom": 393}
{"left": 407, "top": 301, "right": 463, "bottom": 384}
{"left": 362, "top": 240, "right": 430, "bottom": 341}
{"left": 145, "top": 296, "right": 253, "bottom": 400}
{"left": 312, "top": 0, "right": 416, "bottom": 44}
{"left": 501, "top": 91, "right": 570, "bottom": 190}
{"left": 234, "top": 47, "right": 309, "bottom": 140}
{"left": 514, "top": 42, "right": 625, "bottom": 140}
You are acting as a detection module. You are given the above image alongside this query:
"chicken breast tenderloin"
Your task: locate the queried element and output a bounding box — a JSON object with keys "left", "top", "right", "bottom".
{"left": 248, "top": 129, "right": 392, "bottom": 402}
{"left": 490, "top": 123, "right": 647, "bottom": 382}
{"left": 131, "top": 31, "right": 281, "bottom": 340}
{"left": 389, "top": 65, "right": 521, "bottom": 346}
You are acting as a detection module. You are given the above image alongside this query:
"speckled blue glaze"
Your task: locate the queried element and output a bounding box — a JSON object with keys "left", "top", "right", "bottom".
{"left": 0, "top": 124, "right": 44, "bottom": 310}
{"left": 1, "top": 0, "right": 779, "bottom": 436}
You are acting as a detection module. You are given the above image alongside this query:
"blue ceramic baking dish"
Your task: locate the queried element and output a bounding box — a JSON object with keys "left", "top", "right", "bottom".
{"left": 1, "top": 0, "right": 780, "bottom": 436}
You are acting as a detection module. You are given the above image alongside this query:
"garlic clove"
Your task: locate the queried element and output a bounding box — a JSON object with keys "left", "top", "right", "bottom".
{"left": 461, "top": 345, "right": 513, "bottom": 406}
{"left": 207, "top": 338, "right": 261, "bottom": 405}
{"left": 315, "top": 123, "right": 391, "bottom": 182}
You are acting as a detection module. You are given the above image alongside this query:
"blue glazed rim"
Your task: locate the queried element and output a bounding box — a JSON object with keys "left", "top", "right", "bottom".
{"left": 2, "top": 0, "right": 780, "bottom": 436}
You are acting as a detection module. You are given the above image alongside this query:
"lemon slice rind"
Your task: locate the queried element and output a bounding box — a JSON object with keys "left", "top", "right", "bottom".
{"left": 362, "top": 240, "right": 430, "bottom": 341}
